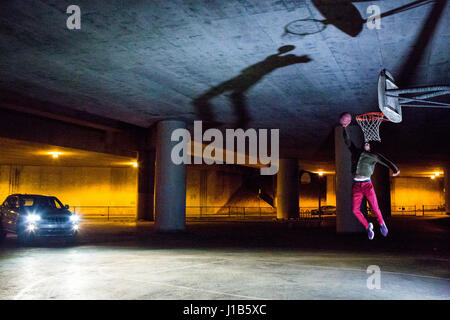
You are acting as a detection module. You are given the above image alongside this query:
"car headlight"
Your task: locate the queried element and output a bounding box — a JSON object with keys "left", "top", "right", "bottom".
{"left": 26, "top": 214, "right": 41, "bottom": 223}
{"left": 26, "top": 224, "right": 37, "bottom": 232}
{"left": 70, "top": 214, "right": 80, "bottom": 223}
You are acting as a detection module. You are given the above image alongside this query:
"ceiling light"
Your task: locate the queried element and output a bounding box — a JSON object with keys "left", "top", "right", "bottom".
{"left": 47, "top": 151, "right": 63, "bottom": 158}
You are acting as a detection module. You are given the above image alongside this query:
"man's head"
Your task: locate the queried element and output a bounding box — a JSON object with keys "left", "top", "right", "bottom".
{"left": 364, "top": 142, "right": 371, "bottom": 152}
{"left": 277, "top": 45, "right": 295, "bottom": 54}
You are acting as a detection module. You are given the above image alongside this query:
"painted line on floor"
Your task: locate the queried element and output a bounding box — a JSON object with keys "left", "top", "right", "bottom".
{"left": 13, "top": 270, "right": 73, "bottom": 300}
{"left": 259, "top": 261, "right": 450, "bottom": 282}
{"left": 98, "top": 259, "right": 267, "bottom": 300}
{"left": 117, "top": 276, "right": 267, "bottom": 300}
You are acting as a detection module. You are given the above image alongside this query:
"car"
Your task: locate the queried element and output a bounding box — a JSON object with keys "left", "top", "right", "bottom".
{"left": 311, "top": 205, "right": 336, "bottom": 216}
{"left": 0, "top": 194, "right": 80, "bottom": 245}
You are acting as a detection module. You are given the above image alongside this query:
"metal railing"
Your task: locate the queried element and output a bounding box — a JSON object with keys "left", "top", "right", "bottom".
{"left": 420, "top": 204, "right": 446, "bottom": 216}
{"left": 298, "top": 207, "right": 324, "bottom": 226}
{"left": 72, "top": 206, "right": 136, "bottom": 221}
{"left": 186, "top": 206, "right": 323, "bottom": 222}
{"left": 391, "top": 205, "right": 418, "bottom": 216}
{"left": 186, "top": 206, "right": 276, "bottom": 219}
{"left": 70, "top": 204, "right": 447, "bottom": 221}
{"left": 391, "top": 204, "right": 446, "bottom": 216}
{"left": 70, "top": 205, "right": 327, "bottom": 222}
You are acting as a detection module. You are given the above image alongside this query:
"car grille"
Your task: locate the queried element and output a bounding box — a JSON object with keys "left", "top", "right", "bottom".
{"left": 42, "top": 217, "right": 68, "bottom": 224}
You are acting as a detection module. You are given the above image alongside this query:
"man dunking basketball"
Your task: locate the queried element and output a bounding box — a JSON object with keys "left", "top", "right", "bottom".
{"left": 339, "top": 112, "right": 400, "bottom": 240}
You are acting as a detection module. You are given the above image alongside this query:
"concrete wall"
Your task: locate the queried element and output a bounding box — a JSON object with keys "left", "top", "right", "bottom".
{"left": 391, "top": 177, "right": 445, "bottom": 208}
{"left": 0, "top": 165, "right": 244, "bottom": 218}
{"left": 186, "top": 167, "right": 244, "bottom": 215}
{"left": 0, "top": 165, "right": 137, "bottom": 207}
{"left": 0, "top": 165, "right": 244, "bottom": 219}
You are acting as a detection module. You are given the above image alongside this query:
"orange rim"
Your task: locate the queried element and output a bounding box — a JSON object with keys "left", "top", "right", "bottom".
{"left": 355, "top": 112, "right": 388, "bottom": 122}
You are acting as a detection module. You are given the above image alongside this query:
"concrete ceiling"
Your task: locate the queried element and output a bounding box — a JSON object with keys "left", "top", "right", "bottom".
{"left": 0, "top": 137, "right": 136, "bottom": 167}
{"left": 0, "top": 0, "right": 449, "bottom": 163}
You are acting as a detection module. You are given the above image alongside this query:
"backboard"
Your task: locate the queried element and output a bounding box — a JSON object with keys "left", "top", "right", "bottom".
{"left": 378, "top": 69, "right": 402, "bottom": 123}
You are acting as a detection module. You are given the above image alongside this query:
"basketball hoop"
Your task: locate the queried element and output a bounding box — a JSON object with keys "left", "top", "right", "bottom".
{"left": 356, "top": 112, "right": 389, "bottom": 142}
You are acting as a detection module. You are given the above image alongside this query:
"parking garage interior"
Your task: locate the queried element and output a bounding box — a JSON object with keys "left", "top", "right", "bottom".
{"left": 0, "top": 0, "right": 449, "bottom": 301}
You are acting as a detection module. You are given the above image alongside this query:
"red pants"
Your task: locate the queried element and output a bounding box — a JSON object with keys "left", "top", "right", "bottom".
{"left": 352, "top": 181, "right": 385, "bottom": 229}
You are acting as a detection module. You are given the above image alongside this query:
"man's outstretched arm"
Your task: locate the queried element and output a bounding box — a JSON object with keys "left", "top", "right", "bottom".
{"left": 340, "top": 113, "right": 359, "bottom": 153}
{"left": 375, "top": 153, "right": 400, "bottom": 176}
{"left": 342, "top": 127, "right": 358, "bottom": 153}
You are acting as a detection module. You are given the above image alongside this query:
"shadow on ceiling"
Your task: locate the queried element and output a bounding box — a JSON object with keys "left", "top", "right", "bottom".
{"left": 192, "top": 45, "right": 311, "bottom": 128}
{"left": 396, "top": 0, "right": 447, "bottom": 87}
{"left": 284, "top": 0, "right": 434, "bottom": 38}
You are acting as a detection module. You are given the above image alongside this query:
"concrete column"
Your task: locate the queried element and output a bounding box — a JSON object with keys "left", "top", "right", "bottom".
{"left": 372, "top": 165, "right": 392, "bottom": 218}
{"left": 334, "top": 126, "right": 364, "bottom": 233}
{"left": 276, "top": 159, "right": 299, "bottom": 220}
{"left": 273, "top": 175, "right": 278, "bottom": 208}
{"left": 137, "top": 150, "right": 155, "bottom": 221}
{"left": 445, "top": 166, "right": 450, "bottom": 214}
{"left": 154, "top": 120, "right": 186, "bottom": 232}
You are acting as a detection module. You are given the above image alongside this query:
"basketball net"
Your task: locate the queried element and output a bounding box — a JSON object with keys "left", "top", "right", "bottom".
{"left": 356, "top": 112, "right": 388, "bottom": 142}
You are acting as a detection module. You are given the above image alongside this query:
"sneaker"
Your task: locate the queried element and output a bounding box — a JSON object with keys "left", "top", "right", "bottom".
{"left": 367, "top": 223, "right": 374, "bottom": 240}
{"left": 380, "top": 223, "right": 388, "bottom": 237}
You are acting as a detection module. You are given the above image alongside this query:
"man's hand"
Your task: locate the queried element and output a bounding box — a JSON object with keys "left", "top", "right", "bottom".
{"left": 393, "top": 170, "right": 400, "bottom": 177}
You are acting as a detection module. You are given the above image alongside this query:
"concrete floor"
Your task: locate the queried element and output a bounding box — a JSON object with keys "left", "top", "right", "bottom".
{"left": 0, "top": 216, "right": 449, "bottom": 300}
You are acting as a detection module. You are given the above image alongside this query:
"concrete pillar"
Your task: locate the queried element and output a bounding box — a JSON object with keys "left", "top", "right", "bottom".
{"left": 154, "top": 120, "right": 186, "bottom": 232}
{"left": 334, "top": 126, "right": 364, "bottom": 233}
{"left": 137, "top": 150, "right": 155, "bottom": 221}
{"left": 273, "top": 175, "right": 278, "bottom": 208}
{"left": 372, "top": 165, "right": 392, "bottom": 218}
{"left": 276, "top": 159, "right": 299, "bottom": 220}
{"left": 445, "top": 166, "right": 450, "bottom": 214}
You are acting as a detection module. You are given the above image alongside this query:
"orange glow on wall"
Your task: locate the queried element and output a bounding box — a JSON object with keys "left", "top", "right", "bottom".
{"left": 0, "top": 166, "right": 137, "bottom": 209}
{"left": 391, "top": 177, "right": 444, "bottom": 207}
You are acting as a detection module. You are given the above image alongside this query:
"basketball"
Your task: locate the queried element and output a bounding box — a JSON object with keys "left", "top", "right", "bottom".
{"left": 340, "top": 113, "right": 351, "bottom": 127}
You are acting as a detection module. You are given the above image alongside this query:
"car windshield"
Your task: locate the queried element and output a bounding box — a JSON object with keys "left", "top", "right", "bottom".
{"left": 20, "top": 196, "right": 64, "bottom": 210}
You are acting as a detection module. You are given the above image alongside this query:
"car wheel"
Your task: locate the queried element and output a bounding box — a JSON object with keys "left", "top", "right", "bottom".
{"left": 17, "top": 232, "right": 35, "bottom": 246}
{"left": 0, "top": 221, "right": 6, "bottom": 240}
{"left": 0, "top": 230, "right": 6, "bottom": 243}
{"left": 65, "top": 235, "right": 77, "bottom": 246}
{"left": 17, "top": 232, "right": 27, "bottom": 246}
